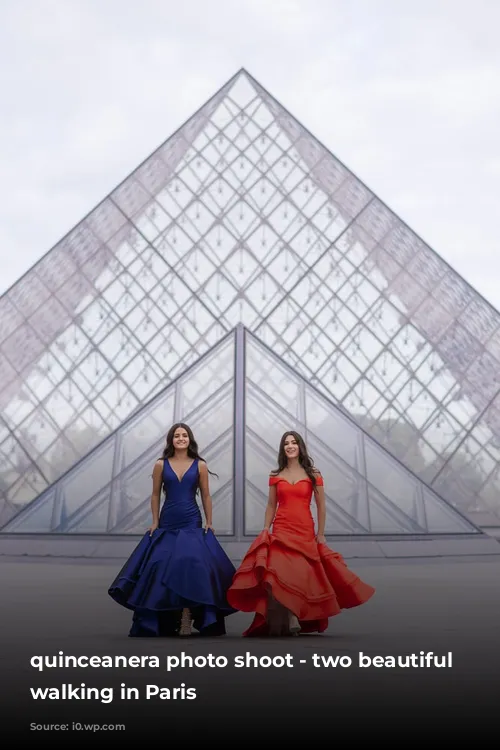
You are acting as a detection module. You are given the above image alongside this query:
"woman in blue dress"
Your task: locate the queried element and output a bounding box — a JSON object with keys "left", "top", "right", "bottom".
{"left": 108, "top": 423, "right": 237, "bottom": 637}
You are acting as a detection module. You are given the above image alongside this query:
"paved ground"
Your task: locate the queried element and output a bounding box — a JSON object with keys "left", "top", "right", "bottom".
{"left": 2, "top": 555, "right": 500, "bottom": 737}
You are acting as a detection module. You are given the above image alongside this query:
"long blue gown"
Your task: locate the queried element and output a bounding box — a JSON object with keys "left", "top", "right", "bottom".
{"left": 108, "top": 458, "right": 237, "bottom": 637}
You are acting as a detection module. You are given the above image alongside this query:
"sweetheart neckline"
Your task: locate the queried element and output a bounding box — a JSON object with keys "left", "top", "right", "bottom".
{"left": 275, "top": 477, "right": 312, "bottom": 486}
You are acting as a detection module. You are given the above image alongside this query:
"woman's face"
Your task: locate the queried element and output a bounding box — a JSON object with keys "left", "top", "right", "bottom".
{"left": 173, "top": 428, "right": 190, "bottom": 451}
{"left": 284, "top": 434, "right": 299, "bottom": 460}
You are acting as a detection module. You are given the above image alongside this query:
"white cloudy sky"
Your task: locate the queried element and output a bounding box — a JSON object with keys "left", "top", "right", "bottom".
{"left": 1, "top": 0, "right": 499, "bottom": 309}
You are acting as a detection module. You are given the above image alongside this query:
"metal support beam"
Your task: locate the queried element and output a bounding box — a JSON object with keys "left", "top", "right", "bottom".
{"left": 233, "top": 324, "right": 246, "bottom": 540}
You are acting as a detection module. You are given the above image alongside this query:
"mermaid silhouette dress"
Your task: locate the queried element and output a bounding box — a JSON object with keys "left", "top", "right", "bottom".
{"left": 227, "top": 474, "right": 375, "bottom": 636}
{"left": 108, "top": 458, "right": 237, "bottom": 637}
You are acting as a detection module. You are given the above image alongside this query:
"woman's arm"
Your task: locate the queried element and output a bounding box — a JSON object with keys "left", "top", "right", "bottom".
{"left": 263, "top": 481, "right": 278, "bottom": 530}
{"left": 149, "top": 460, "right": 163, "bottom": 534}
{"left": 198, "top": 461, "right": 213, "bottom": 531}
{"left": 313, "top": 470, "right": 326, "bottom": 542}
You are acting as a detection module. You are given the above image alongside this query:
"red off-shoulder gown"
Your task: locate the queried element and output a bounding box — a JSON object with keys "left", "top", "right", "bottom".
{"left": 227, "top": 474, "right": 375, "bottom": 636}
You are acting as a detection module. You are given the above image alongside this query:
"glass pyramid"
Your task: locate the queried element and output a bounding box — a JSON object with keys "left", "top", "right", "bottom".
{"left": 2, "top": 326, "right": 478, "bottom": 536}
{"left": 0, "top": 68, "right": 499, "bottom": 530}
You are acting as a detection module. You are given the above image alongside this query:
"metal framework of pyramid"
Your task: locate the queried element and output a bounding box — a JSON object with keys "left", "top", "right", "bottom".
{"left": 0, "top": 68, "right": 499, "bottom": 535}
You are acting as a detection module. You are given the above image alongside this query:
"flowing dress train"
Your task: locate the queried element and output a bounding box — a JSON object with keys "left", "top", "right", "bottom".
{"left": 227, "top": 475, "right": 375, "bottom": 636}
{"left": 109, "top": 459, "right": 237, "bottom": 637}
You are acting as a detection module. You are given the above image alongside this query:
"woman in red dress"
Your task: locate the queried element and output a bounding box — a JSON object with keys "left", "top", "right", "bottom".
{"left": 227, "top": 431, "right": 375, "bottom": 637}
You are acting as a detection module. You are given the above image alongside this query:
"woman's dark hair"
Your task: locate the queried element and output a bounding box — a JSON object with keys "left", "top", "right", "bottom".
{"left": 271, "top": 431, "right": 318, "bottom": 487}
{"left": 159, "top": 422, "right": 217, "bottom": 495}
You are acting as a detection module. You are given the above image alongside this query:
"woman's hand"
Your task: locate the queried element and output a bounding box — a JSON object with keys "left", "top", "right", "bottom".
{"left": 204, "top": 523, "right": 214, "bottom": 534}
{"left": 316, "top": 533, "right": 326, "bottom": 545}
{"left": 148, "top": 521, "right": 159, "bottom": 536}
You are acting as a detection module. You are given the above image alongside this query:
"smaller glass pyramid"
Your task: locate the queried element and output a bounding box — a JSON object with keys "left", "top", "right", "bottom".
{"left": 2, "top": 326, "right": 479, "bottom": 537}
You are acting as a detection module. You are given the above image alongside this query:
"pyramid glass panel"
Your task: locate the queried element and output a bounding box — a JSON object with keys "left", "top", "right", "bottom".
{"left": 1, "top": 69, "right": 500, "bottom": 525}
{"left": 2, "top": 332, "right": 235, "bottom": 534}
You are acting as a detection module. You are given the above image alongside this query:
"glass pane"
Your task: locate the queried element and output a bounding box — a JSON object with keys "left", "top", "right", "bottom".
{"left": 117, "top": 502, "right": 153, "bottom": 535}
{"left": 118, "top": 390, "right": 175, "bottom": 470}
{"left": 422, "top": 487, "right": 476, "bottom": 533}
{"left": 176, "top": 335, "right": 234, "bottom": 415}
{"left": 305, "top": 433, "right": 370, "bottom": 533}
{"left": 110, "top": 446, "right": 158, "bottom": 529}
{"left": 305, "top": 388, "right": 365, "bottom": 470}
{"left": 59, "top": 440, "right": 116, "bottom": 520}
{"left": 181, "top": 383, "right": 234, "bottom": 454}
{"left": 2, "top": 488, "right": 56, "bottom": 533}
{"left": 364, "top": 441, "right": 425, "bottom": 525}
{"left": 61, "top": 488, "right": 110, "bottom": 534}
{"left": 246, "top": 384, "right": 302, "bottom": 454}
{"left": 476, "top": 469, "right": 500, "bottom": 520}
{"left": 210, "top": 483, "right": 234, "bottom": 537}
{"left": 366, "top": 485, "right": 421, "bottom": 533}
{"left": 245, "top": 436, "right": 273, "bottom": 535}
{"left": 2, "top": 469, "right": 47, "bottom": 517}
{"left": 246, "top": 338, "right": 303, "bottom": 416}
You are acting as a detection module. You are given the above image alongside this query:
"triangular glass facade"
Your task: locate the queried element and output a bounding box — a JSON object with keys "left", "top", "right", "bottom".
{"left": 0, "top": 69, "right": 499, "bottom": 529}
{"left": 2, "top": 326, "right": 478, "bottom": 536}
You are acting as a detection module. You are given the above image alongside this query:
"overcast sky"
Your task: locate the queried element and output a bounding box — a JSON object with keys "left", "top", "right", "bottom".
{"left": 1, "top": 0, "right": 499, "bottom": 312}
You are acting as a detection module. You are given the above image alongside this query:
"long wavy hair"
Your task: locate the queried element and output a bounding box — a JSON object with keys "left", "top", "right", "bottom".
{"left": 270, "top": 430, "right": 318, "bottom": 487}
{"left": 159, "top": 422, "right": 217, "bottom": 495}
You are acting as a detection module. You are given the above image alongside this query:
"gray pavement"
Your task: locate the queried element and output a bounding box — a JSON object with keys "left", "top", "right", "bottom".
{"left": 2, "top": 554, "right": 500, "bottom": 735}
